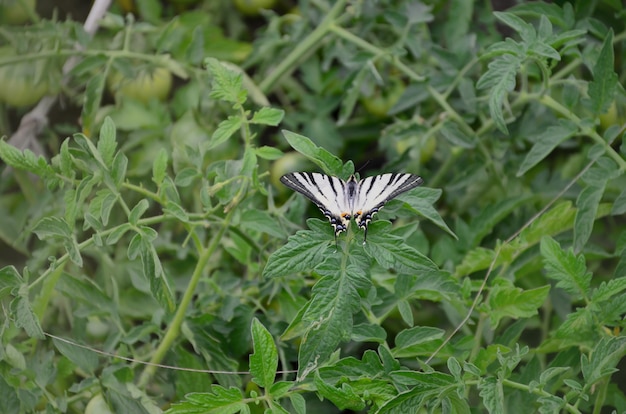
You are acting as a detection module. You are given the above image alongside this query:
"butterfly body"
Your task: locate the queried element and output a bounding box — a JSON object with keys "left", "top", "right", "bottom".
{"left": 280, "top": 172, "right": 423, "bottom": 242}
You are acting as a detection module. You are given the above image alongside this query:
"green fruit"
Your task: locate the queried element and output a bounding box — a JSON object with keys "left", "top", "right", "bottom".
{"left": 0, "top": 0, "right": 36, "bottom": 24}
{"left": 85, "top": 394, "right": 113, "bottom": 414}
{"left": 0, "top": 46, "right": 52, "bottom": 107}
{"left": 108, "top": 66, "right": 173, "bottom": 103}
{"left": 233, "top": 0, "right": 277, "bottom": 16}
{"left": 361, "top": 80, "right": 405, "bottom": 118}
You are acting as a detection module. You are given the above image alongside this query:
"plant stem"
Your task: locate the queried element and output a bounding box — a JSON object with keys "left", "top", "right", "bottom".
{"left": 138, "top": 208, "right": 235, "bottom": 387}
{"left": 258, "top": 0, "right": 348, "bottom": 93}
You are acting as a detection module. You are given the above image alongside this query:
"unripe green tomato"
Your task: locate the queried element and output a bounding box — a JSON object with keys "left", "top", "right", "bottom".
{"left": 361, "top": 80, "right": 405, "bottom": 118}
{"left": 85, "top": 394, "right": 113, "bottom": 414}
{"left": 0, "top": 0, "right": 36, "bottom": 24}
{"left": 0, "top": 46, "right": 51, "bottom": 107}
{"left": 107, "top": 67, "right": 173, "bottom": 103}
{"left": 233, "top": 0, "right": 277, "bottom": 16}
{"left": 270, "top": 152, "right": 310, "bottom": 189}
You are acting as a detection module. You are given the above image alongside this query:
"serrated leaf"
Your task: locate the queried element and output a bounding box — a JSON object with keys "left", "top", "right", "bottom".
{"left": 581, "top": 336, "right": 626, "bottom": 384}
{"left": 129, "top": 199, "right": 150, "bottom": 225}
{"left": 477, "top": 54, "right": 520, "bottom": 134}
{"left": 52, "top": 337, "right": 99, "bottom": 374}
{"left": 11, "top": 295, "right": 44, "bottom": 339}
{"left": 0, "top": 140, "right": 55, "bottom": 178}
{"left": 517, "top": 120, "right": 578, "bottom": 176}
{"left": 249, "top": 319, "right": 278, "bottom": 389}
{"left": 152, "top": 148, "right": 168, "bottom": 186}
{"left": 281, "top": 130, "right": 344, "bottom": 175}
{"left": 33, "top": 217, "right": 72, "bottom": 239}
{"left": 111, "top": 152, "right": 128, "bottom": 188}
{"left": 314, "top": 372, "right": 365, "bottom": 411}
{"left": 589, "top": 30, "right": 618, "bottom": 115}
{"left": 400, "top": 189, "right": 456, "bottom": 238}
{"left": 0, "top": 266, "right": 23, "bottom": 292}
{"left": 175, "top": 167, "right": 200, "bottom": 187}
{"left": 97, "top": 117, "right": 117, "bottom": 167}
{"left": 541, "top": 236, "right": 591, "bottom": 299}
{"left": 478, "top": 376, "right": 504, "bottom": 414}
{"left": 297, "top": 271, "right": 357, "bottom": 381}
{"left": 205, "top": 57, "right": 247, "bottom": 106}
{"left": 364, "top": 222, "right": 439, "bottom": 274}
{"left": 208, "top": 116, "right": 243, "bottom": 150}
{"left": 262, "top": 220, "right": 333, "bottom": 278}
{"left": 165, "top": 386, "right": 246, "bottom": 414}
{"left": 488, "top": 284, "right": 550, "bottom": 328}
{"left": 250, "top": 107, "right": 284, "bottom": 126}
{"left": 574, "top": 183, "right": 606, "bottom": 252}
{"left": 106, "top": 223, "right": 131, "bottom": 245}
{"left": 393, "top": 326, "right": 445, "bottom": 357}
{"left": 494, "top": 12, "right": 536, "bottom": 41}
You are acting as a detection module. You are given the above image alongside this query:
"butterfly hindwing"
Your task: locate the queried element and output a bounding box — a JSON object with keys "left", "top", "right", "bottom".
{"left": 280, "top": 172, "right": 351, "bottom": 235}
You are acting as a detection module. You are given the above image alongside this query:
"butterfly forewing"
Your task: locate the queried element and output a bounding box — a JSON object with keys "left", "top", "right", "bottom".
{"left": 354, "top": 173, "right": 424, "bottom": 231}
{"left": 280, "top": 172, "right": 351, "bottom": 234}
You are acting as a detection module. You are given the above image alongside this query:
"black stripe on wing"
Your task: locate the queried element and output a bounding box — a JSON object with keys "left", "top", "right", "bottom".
{"left": 280, "top": 172, "right": 350, "bottom": 235}
{"left": 354, "top": 173, "right": 424, "bottom": 240}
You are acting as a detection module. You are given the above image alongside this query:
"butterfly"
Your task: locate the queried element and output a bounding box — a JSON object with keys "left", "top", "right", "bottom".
{"left": 280, "top": 172, "right": 424, "bottom": 243}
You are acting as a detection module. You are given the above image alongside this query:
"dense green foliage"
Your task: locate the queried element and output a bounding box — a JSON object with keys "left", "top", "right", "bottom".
{"left": 1, "top": 0, "right": 626, "bottom": 412}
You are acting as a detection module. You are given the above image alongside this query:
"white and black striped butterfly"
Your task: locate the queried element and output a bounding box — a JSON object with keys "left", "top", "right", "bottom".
{"left": 281, "top": 172, "right": 424, "bottom": 243}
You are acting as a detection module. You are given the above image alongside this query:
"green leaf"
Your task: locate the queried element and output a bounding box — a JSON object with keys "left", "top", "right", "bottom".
{"left": 611, "top": 187, "right": 626, "bottom": 215}
{"left": 393, "top": 326, "right": 445, "bottom": 358}
{"left": 208, "top": 116, "right": 243, "bottom": 150}
{"left": 254, "top": 146, "right": 283, "bottom": 160}
{"left": 12, "top": 295, "right": 44, "bottom": 339}
{"left": 249, "top": 318, "right": 278, "bottom": 389}
{"left": 165, "top": 386, "right": 246, "bottom": 414}
{"left": 517, "top": 120, "right": 578, "bottom": 176}
{"left": 129, "top": 199, "right": 150, "bottom": 225}
{"left": 364, "top": 222, "right": 439, "bottom": 274}
{"left": 52, "top": 337, "right": 99, "bottom": 374}
{"left": 250, "top": 107, "right": 284, "bottom": 126}
{"left": 205, "top": 57, "right": 247, "bottom": 106}
{"left": 140, "top": 239, "right": 175, "bottom": 312}
{"left": 97, "top": 117, "right": 117, "bottom": 167}
{"left": 477, "top": 54, "right": 520, "bottom": 134}
{"left": 494, "top": 12, "right": 535, "bottom": 41}
{"left": 338, "top": 65, "right": 368, "bottom": 125}
{"left": 0, "top": 266, "right": 22, "bottom": 293}
{"left": 175, "top": 167, "right": 200, "bottom": 187}
{"left": 588, "top": 29, "right": 618, "bottom": 115}
{"left": 488, "top": 283, "right": 550, "bottom": 328}
{"left": 478, "top": 376, "right": 504, "bottom": 414}
{"left": 540, "top": 236, "right": 591, "bottom": 299}
{"left": 0, "top": 140, "right": 56, "bottom": 178}
{"left": 574, "top": 183, "right": 606, "bottom": 253}
{"left": 32, "top": 217, "right": 72, "bottom": 239}
{"left": 81, "top": 73, "right": 106, "bottom": 136}
{"left": 111, "top": 152, "right": 128, "bottom": 188}
{"left": 262, "top": 220, "right": 333, "bottom": 278}
{"left": 57, "top": 273, "right": 117, "bottom": 315}
{"left": 152, "top": 148, "right": 168, "bottom": 186}
{"left": 281, "top": 130, "right": 344, "bottom": 175}
{"left": 581, "top": 336, "right": 626, "bottom": 384}
{"left": 400, "top": 189, "right": 457, "bottom": 238}
{"left": 314, "top": 372, "right": 366, "bottom": 411}
{"left": 240, "top": 210, "right": 286, "bottom": 238}
{"left": 163, "top": 201, "right": 189, "bottom": 222}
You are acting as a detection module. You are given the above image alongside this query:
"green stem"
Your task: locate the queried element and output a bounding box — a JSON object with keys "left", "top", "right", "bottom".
{"left": 258, "top": 0, "right": 348, "bottom": 93}
{"left": 329, "top": 24, "right": 425, "bottom": 83}
{"left": 539, "top": 94, "right": 626, "bottom": 171}
{"left": 137, "top": 208, "right": 235, "bottom": 387}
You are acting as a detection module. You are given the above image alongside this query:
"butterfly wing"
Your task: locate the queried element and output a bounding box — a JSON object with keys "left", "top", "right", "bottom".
{"left": 280, "top": 172, "right": 352, "bottom": 235}
{"left": 353, "top": 173, "right": 424, "bottom": 237}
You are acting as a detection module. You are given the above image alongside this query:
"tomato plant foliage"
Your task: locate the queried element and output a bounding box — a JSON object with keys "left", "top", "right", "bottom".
{"left": 1, "top": 0, "right": 626, "bottom": 413}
